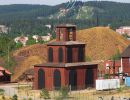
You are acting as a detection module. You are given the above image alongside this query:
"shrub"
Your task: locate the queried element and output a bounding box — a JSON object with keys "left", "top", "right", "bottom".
{"left": 104, "top": 74, "right": 109, "bottom": 79}
{"left": 40, "top": 88, "right": 50, "bottom": 99}
{"left": 2, "top": 95, "right": 5, "bottom": 100}
{"left": 12, "top": 94, "right": 18, "bottom": 100}
{"left": 0, "top": 89, "right": 5, "bottom": 95}
{"left": 55, "top": 87, "right": 69, "bottom": 100}
{"left": 59, "top": 87, "right": 69, "bottom": 98}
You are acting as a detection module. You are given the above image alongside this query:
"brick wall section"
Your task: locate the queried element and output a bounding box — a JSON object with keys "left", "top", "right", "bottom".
{"left": 34, "top": 65, "right": 98, "bottom": 90}
{"left": 122, "top": 57, "right": 130, "bottom": 76}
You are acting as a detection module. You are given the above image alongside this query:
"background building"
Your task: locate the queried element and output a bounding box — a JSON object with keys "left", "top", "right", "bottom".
{"left": 0, "top": 25, "right": 8, "bottom": 33}
{"left": 116, "top": 26, "right": 130, "bottom": 36}
{"left": 121, "top": 45, "right": 130, "bottom": 76}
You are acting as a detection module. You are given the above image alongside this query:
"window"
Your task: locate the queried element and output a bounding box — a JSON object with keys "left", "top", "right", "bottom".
{"left": 85, "top": 69, "right": 94, "bottom": 88}
{"left": 69, "top": 70, "right": 77, "bottom": 90}
{"left": 67, "top": 47, "right": 73, "bottom": 63}
{"left": 78, "top": 47, "right": 84, "bottom": 62}
{"left": 48, "top": 47, "right": 53, "bottom": 62}
{"left": 59, "top": 47, "right": 63, "bottom": 62}
{"left": 68, "top": 28, "right": 73, "bottom": 41}
{"left": 38, "top": 69, "right": 45, "bottom": 89}
{"left": 54, "top": 69, "right": 61, "bottom": 90}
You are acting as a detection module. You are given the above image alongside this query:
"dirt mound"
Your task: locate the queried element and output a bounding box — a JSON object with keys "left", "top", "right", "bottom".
{"left": 77, "top": 27, "right": 129, "bottom": 60}
{"left": 12, "top": 56, "right": 46, "bottom": 81}
{"left": 13, "top": 44, "right": 47, "bottom": 58}
{"left": 12, "top": 44, "right": 47, "bottom": 81}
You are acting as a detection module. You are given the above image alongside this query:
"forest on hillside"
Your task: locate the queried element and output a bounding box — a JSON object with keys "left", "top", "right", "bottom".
{"left": 0, "top": 1, "right": 130, "bottom": 37}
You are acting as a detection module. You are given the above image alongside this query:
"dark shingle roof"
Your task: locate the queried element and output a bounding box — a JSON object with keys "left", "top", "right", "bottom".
{"left": 34, "top": 62, "right": 98, "bottom": 68}
{"left": 47, "top": 41, "right": 85, "bottom": 46}
{"left": 121, "top": 45, "right": 130, "bottom": 57}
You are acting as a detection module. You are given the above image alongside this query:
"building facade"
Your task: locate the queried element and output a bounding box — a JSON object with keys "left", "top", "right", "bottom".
{"left": 104, "top": 60, "right": 121, "bottom": 75}
{"left": 34, "top": 25, "right": 98, "bottom": 90}
{"left": 121, "top": 45, "right": 130, "bottom": 76}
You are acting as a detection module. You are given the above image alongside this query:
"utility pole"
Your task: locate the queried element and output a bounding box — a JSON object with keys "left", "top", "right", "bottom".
{"left": 7, "top": 45, "right": 10, "bottom": 67}
{"left": 113, "top": 59, "right": 115, "bottom": 78}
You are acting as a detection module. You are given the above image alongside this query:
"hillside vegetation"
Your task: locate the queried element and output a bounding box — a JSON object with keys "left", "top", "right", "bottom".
{"left": 0, "top": 1, "right": 130, "bottom": 36}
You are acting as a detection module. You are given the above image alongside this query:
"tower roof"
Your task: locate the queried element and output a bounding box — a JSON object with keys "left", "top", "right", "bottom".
{"left": 56, "top": 24, "right": 76, "bottom": 28}
{"left": 121, "top": 45, "right": 130, "bottom": 57}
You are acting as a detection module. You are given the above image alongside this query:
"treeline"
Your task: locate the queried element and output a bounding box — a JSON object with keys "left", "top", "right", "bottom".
{"left": 0, "top": 1, "right": 130, "bottom": 37}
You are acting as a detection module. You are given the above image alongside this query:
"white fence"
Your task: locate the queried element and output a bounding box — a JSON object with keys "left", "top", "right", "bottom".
{"left": 96, "top": 79, "right": 120, "bottom": 90}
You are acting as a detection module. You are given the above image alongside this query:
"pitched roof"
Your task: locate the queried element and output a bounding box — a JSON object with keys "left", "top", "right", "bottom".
{"left": 0, "top": 71, "right": 3, "bottom": 76}
{"left": 0, "top": 66, "right": 12, "bottom": 75}
{"left": 121, "top": 45, "right": 130, "bottom": 57}
{"left": 0, "top": 66, "right": 5, "bottom": 71}
{"left": 5, "top": 70, "right": 12, "bottom": 75}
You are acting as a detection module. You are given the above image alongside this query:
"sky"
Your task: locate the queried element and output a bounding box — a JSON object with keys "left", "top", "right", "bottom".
{"left": 0, "top": 0, "right": 130, "bottom": 5}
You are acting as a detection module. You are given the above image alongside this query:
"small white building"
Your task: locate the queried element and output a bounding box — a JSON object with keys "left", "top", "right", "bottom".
{"left": 116, "top": 26, "right": 130, "bottom": 36}
{"left": 0, "top": 25, "right": 8, "bottom": 33}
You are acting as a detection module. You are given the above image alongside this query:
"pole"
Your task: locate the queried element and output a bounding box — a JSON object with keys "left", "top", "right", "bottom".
{"left": 113, "top": 60, "right": 115, "bottom": 78}
{"left": 7, "top": 45, "right": 10, "bottom": 67}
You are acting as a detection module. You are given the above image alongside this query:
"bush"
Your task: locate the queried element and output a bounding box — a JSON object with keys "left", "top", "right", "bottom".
{"left": 104, "top": 74, "right": 109, "bottom": 79}
{"left": 15, "top": 42, "right": 23, "bottom": 49}
{"left": 2, "top": 95, "right": 5, "bottom": 100}
{"left": 40, "top": 88, "right": 50, "bottom": 99}
{"left": 12, "top": 94, "right": 18, "bottom": 100}
{"left": 59, "top": 87, "right": 69, "bottom": 98}
{"left": 55, "top": 87, "right": 69, "bottom": 100}
{"left": 27, "top": 37, "right": 36, "bottom": 45}
{"left": 28, "top": 98, "right": 32, "bottom": 100}
{"left": 0, "top": 89, "right": 4, "bottom": 95}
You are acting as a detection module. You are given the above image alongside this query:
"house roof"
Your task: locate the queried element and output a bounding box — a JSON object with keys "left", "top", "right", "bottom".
{"left": 34, "top": 62, "right": 99, "bottom": 68}
{"left": 121, "top": 45, "right": 130, "bottom": 57}
{"left": 5, "top": 70, "right": 12, "bottom": 75}
{"left": 0, "top": 66, "right": 12, "bottom": 75}
{"left": 0, "top": 66, "right": 5, "bottom": 71}
{"left": 0, "top": 71, "right": 3, "bottom": 76}
{"left": 56, "top": 24, "right": 76, "bottom": 28}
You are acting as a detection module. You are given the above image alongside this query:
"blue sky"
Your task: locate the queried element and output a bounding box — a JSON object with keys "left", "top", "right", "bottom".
{"left": 0, "top": 0, "right": 130, "bottom": 5}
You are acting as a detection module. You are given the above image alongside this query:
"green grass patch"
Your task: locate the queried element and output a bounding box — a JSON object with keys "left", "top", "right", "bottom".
{"left": 0, "top": 89, "right": 5, "bottom": 95}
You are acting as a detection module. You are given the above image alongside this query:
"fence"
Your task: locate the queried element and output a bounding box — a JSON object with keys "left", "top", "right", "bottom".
{"left": 0, "top": 83, "right": 130, "bottom": 100}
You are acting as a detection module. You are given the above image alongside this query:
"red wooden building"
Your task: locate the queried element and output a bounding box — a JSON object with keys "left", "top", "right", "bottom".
{"left": 0, "top": 66, "right": 11, "bottom": 82}
{"left": 34, "top": 25, "right": 98, "bottom": 90}
{"left": 121, "top": 45, "right": 130, "bottom": 76}
{"left": 104, "top": 60, "right": 121, "bottom": 75}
